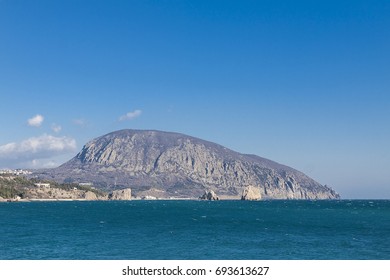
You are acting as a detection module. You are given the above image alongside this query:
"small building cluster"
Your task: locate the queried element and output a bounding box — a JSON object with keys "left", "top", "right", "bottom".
{"left": 79, "top": 182, "right": 93, "bottom": 187}
{"left": 0, "top": 169, "right": 32, "bottom": 176}
{"left": 34, "top": 183, "right": 51, "bottom": 188}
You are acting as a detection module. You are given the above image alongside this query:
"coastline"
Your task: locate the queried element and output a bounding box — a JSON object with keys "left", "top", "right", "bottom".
{"left": 0, "top": 198, "right": 93, "bottom": 202}
{"left": 2, "top": 197, "right": 367, "bottom": 203}
{"left": 0, "top": 197, "right": 199, "bottom": 202}
{"left": 2, "top": 197, "right": 385, "bottom": 203}
{"left": 1, "top": 196, "right": 241, "bottom": 202}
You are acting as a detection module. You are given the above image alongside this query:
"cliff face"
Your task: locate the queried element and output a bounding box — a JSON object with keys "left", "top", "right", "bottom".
{"left": 42, "top": 129, "right": 339, "bottom": 199}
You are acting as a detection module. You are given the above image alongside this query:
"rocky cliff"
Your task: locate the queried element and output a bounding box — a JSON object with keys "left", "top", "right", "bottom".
{"left": 38, "top": 129, "right": 339, "bottom": 199}
{"left": 200, "top": 190, "right": 219, "bottom": 200}
{"left": 241, "top": 185, "right": 262, "bottom": 200}
{"left": 109, "top": 188, "right": 132, "bottom": 200}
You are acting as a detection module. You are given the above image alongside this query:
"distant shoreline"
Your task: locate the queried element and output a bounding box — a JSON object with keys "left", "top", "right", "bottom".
{"left": 0, "top": 197, "right": 199, "bottom": 202}
{"left": 0, "top": 196, "right": 258, "bottom": 202}
{"left": 2, "top": 198, "right": 385, "bottom": 203}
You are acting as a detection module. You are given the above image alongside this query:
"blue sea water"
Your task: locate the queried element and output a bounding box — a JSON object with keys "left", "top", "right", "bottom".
{"left": 0, "top": 200, "right": 389, "bottom": 260}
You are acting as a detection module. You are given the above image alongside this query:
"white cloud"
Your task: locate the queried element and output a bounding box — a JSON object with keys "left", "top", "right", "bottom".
{"left": 51, "top": 123, "right": 62, "bottom": 133}
{"left": 28, "top": 114, "right": 44, "bottom": 127}
{"left": 30, "top": 159, "right": 59, "bottom": 169}
{"left": 119, "top": 110, "right": 142, "bottom": 121}
{"left": 0, "top": 134, "right": 77, "bottom": 161}
{"left": 73, "top": 118, "right": 87, "bottom": 127}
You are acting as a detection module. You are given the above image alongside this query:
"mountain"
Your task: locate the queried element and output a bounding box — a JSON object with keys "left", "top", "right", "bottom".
{"left": 37, "top": 129, "right": 339, "bottom": 199}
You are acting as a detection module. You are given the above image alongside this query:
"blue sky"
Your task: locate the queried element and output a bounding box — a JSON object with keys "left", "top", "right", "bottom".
{"left": 0, "top": 0, "right": 389, "bottom": 198}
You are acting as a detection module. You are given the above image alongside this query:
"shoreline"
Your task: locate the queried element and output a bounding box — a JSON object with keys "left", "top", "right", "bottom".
{"left": 2, "top": 198, "right": 383, "bottom": 203}
{"left": 0, "top": 197, "right": 202, "bottom": 202}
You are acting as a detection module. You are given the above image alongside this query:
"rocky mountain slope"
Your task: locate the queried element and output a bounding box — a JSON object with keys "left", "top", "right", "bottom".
{"left": 37, "top": 129, "right": 339, "bottom": 199}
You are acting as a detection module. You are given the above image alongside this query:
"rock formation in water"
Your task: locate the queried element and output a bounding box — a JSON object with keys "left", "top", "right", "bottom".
{"left": 108, "top": 188, "right": 132, "bottom": 200}
{"left": 83, "top": 191, "right": 98, "bottom": 200}
{"left": 37, "top": 129, "right": 339, "bottom": 199}
{"left": 200, "top": 190, "right": 219, "bottom": 200}
{"left": 241, "top": 185, "right": 261, "bottom": 200}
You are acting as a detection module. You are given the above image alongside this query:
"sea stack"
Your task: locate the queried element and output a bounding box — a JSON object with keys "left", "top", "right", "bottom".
{"left": 200, "top": 190, "right": 219, "bottom": 200}
{"left": 241, "top": 186, "right": 262, "bottom": 200}
{"left": 109, "top": 188, "right": 132, "bottom": 200}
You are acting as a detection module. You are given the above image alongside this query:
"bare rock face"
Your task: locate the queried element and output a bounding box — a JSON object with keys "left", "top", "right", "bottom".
{"left": 200, "top": 190, "right": 219, "bottom": 200}
{"left": 241, "top": 186, "right": 261, "bottom": 200}
{"left": 83, "top": 191, "right": 98, "bottom": 200}
{"left": 40, "top": 129, "right": 339, "bottom": 200}
{"left": 109, "top": 188, "right": 132, "bottom": 200}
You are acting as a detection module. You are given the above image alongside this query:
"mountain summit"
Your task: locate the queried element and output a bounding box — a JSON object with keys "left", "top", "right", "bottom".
{"left": 41, "top": 129, "right": 339, "bottom": 199}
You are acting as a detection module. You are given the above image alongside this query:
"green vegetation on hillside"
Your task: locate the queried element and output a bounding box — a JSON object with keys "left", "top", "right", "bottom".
{"left": 51, "top": 181, "right": 105, "bottom": 196}
{"left": 0, "top": 176, "right": 31, "bottom": 198}
{"left": 0, "top": 175, "right": 105, "bottom": 199}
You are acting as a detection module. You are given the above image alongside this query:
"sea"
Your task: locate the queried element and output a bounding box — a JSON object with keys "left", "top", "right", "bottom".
{"left": 0, "top": 200, "right": 389, "bottom": 260}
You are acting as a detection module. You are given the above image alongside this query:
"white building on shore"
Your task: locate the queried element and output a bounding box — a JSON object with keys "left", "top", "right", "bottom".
{"left": 34, "top": 183, "right": 51, "bottom": 188}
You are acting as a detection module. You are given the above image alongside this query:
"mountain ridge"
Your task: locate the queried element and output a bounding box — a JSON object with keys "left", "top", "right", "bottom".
{"left": 37, "top": 129, "right": 339, "bottom": 199}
